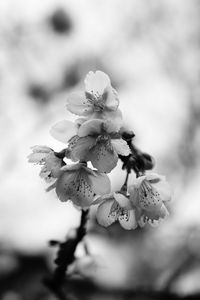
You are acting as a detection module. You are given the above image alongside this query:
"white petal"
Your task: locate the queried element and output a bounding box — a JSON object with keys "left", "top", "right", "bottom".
{"left": 138, "top": 180, "right": 163, "bottom": 210}
{"left": 92, "top": 193, "right": 114, "bottom": 205}
{"left": 39, "top": 166, "right": 51, "bottom": 179}
{"left": 145, "top": 173, "right": 172, "bottom": 202}
{"left": 31, "top": 145, "right": 52, "bottom": 153}
{"left": 28, "top": 152, "right": 47, "bottom": 163}
{"left": 143, "top": 203, "right": 168, "bottom": 222}
{"left": 132, "top": 176, "right": 146, "bottom": 189}
{"left": 145, "top": 173, "right": 164, "bottom": 181}
{"left": 28, "top": 146, "right": 52, "bottom": 163}
{"left": 89, "top": 142, "right": 118, "bottom": 173}
{"left": 103, "top": 109, "right": 123, "bottom": 131}
{"left": 128, "top": 185, "right": 138, "bottom": 206}
{"left": 111, "top": 139, "right": 131, "bottom": 156}
{"left": 104, "top": 86, "right": 119, "bottom": 110}
{"left": 159, "top": 203, "right": 169, "bottom": 218}
{"left": 61, "top": 163, "right": 82, "bottom": 172}
{"left": 70, "top": 136, "right": 96, "bottom": 161}
{"left": 55, "top": 168, "right": 96, "bottom": 208}
{"left": 78, "top": 119, "right": 103, "bottom": 137}
{"left": 50, "top": 120, "right": 77, "bottom": 143}
{"left": 89, "top": 172, "right": 111, "bottom": 195}
{"left": 103, "top": 119, "right": 120, "bottom": 133}
{"left": 75, "top": 117, "right": 88, "bottom": 128}
{"left": 137, "top": 215, "right": 147, "bottom": 228}
{"left": 66, "top": 92, "right": 93, "bottom": 116}
{"left": 154, "top": 180, "right": 172, "bottom": 202}
{"left": 85, "top": 71, "right": 111, "bottom": 95}
{"left": 114, "top": 193, "right": 132, "bottom": 209}
{"left": 119, "top": 209, "right": 138, "bottom": 230}
{"left": 96, "top": 199, "right": 117, "bottom": 227}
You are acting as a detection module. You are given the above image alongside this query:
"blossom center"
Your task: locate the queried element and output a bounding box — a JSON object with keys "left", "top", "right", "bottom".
{"left": 108, "top": 200, "right": 130, "bottom": 221}
{"left": 85, "top": 91, "right": 106, "bottom": 112}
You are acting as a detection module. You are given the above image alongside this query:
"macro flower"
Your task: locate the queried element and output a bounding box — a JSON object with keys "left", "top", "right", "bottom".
{"left": 96, "top": 192, "right": 137, "bottom": 230}
{"left": 66, "top": 70, "right": 122, "bottom": 124}
{"left": 48, "top": 163, "right": 111, "bottom": 208}
{"left": 69, "top": 119, "right": 131, "bottom": 173}
{"left": 28, "top": 145, "right": 63, "bottom": 182}
{"left": 129, "top": 173, "right": 171, "bottom": 227}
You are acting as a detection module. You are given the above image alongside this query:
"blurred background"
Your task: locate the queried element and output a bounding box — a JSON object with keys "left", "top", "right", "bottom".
{"left": 0, "top": 0, "right": 200, "bottom": 299}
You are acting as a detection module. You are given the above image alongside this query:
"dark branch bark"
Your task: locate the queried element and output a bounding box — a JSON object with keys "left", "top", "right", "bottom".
{"left": 44, "top": 209, "right": 89, "bottom": 299}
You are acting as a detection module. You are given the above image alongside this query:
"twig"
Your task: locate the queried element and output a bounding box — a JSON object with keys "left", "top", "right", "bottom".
{"left": 44, "top": 209, "right": 89, "bottom": 299}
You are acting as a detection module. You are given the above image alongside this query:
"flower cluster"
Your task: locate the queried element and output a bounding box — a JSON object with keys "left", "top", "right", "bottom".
{"left": 28, "top": 70, "right": 172, "bottom": 228}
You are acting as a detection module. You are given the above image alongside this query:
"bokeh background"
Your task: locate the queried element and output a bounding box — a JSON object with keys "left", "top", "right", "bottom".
{"left": 0, "top": 0, "right": 200, "bottom": 299}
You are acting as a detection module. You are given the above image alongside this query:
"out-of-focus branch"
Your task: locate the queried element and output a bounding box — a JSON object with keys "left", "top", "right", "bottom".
{"left": 44, "top": 209, "right": 89, "bottom": 300}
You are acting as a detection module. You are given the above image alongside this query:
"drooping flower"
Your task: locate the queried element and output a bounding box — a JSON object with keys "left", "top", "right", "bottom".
{"left": 28, "top": 145, "right": 63, "bottom": 182}
{"left": 66, "top": 70, "right": 122, "bottom": 124}
{"left": 96, "top": 192, "right": 137, "bottom": 230}
{"left": 129, "top": 173, "right": 171, "bottom": 227}
{"left": 48, "top": 163, "right": 111, "bottom": 208}
{"left": 69, "top": 119, "right": 131, "bottom": 173}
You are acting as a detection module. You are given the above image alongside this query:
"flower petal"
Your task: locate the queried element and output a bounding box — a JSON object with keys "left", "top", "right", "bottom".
{"left": 55, "top": 167, "right": 96, "bottom": 208}
{"left": 66, "top": 92, "right": 93, "bottom": 116}
{"left": 70, "top": 136, "right": 96, "bottom": 161}
{"left": 28, "top": 145, "right": 52, "bottom": 163}
{"left": 143, "top": 203, "right": 168, "bottom": 221}
{"left": 31, "top": 145, "right": 52, "bottom": 153}
{"left": 50, "top": 120, "right": 77, "bottom": 143}
{"left": 103, "top": 86, "right": 119, "bottom": 110}
{"left": 128, "top": 185, "right": 139, "bottom": 206}
{"left": 89, "top": 171, "right": 111, "bottom": 195}
{"left": 28, "top": 152, "right": 47, "bottom": 163}
{"left": 96, "top": 198, "right": 117, "bottom": 227}
{"left": 118, "top": 209, "right": 137, "bottom": 230}
{"left": 85, "top": 71, "right": 111, "bottom": 95}
{"left": 111, "top": 139, "right": 131, "bottom": 156}
{"left": 78, "top": 119, "right": 103, "bottom": 137}
{"left": 114, "top": 193, "right": 132, "bottom": 209}
{"left": 89, "top": 143, "right": 118, "bottom": 173}
{"left": 153, "top": 180, "right": 172, "bottom": 202}
{"left": 103, "top": 119, "right": 120, "bottom": 133}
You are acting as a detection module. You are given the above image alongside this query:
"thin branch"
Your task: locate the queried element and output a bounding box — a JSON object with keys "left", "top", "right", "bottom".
{"left": 44, "top": 209, "right": 89, "bottom": 299}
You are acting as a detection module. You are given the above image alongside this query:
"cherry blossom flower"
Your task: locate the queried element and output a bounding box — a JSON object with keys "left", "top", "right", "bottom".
{"left": 69, "top": 119, "right": 131, "bottom": 173}
{"left": 48, "top": 163, "right": 111, "bottom": 208}
{"left": 96, "top": 192, "right": 137, "bottom": 230}
{"left": 66, "top": 70, "right": 122, "bottom": 124}
{"left": 129, "top": 173, "right": 171, "bottom": 227}
{"left": 28, "top": 145, "right": 63, "bottom": 182}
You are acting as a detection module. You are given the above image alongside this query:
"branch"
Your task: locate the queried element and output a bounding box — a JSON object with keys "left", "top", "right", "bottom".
{"left": 44, "top": 209, "right": 89, "bottom": 299}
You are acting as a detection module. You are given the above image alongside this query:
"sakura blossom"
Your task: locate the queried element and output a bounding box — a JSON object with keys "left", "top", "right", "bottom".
{"left": 66, "top": 71, "right": 122, "bottom": 125}
{"left": 48, "top": 163, "right": 111, "bottom": 208}
{"left": 129, "top": 173, "right": 172, "bottom": 227}
{"left": 69, "top": 119, "right": 131, "bottom": 173}
{"left": 28, "top": 145, "right": 63, "bottom": 182}
{"left": 96, "top": 192, "right": 137, "bottom": 230}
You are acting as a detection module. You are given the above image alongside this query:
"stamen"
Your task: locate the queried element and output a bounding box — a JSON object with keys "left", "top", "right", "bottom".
{"left": 85, "top": 91, "right": 106, "bottom": 112}
{"left": 119, "top": 208, "right": 129, "bottom": 222}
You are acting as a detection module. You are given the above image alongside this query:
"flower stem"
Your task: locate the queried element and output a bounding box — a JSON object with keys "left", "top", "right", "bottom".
{"left": 44, "top": 209, "right": 89, "bottom": 299}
